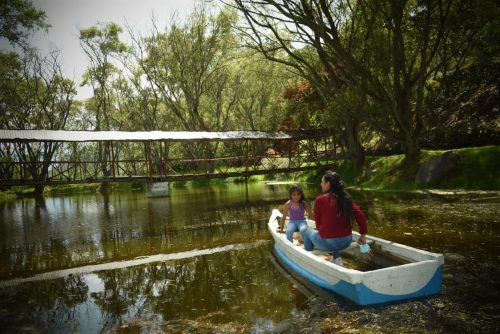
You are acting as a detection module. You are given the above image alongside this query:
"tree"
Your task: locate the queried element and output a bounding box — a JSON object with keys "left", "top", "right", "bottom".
{"left": 140, "top": 6, "right": 236, "bottom": 132}
{"left": 80, "top": 22, "right": 128, "bottom": 131}
{"left": 422, "top": 0, "right": 500, "bottom": 148}
{"left": 0, "top": 0, "right": 48, "bottom": 48}
{"left": 137, "top": 6, "right": 248, "bottom": 169}
{"left": 233, "top": 1, "right": 368, "bottom": 168}
{"left": 79, "top": 22, "right": 127, "bottom": 189}
{"left": 0, "top": 0, "right": 76, "bottom": 194}
{"left": 231, "top": 51, "right": 297, "bottom": 132}
{"left": 0, "top": 51, "right": 76, "bottom": 195}
{"left": 233, "top": 0, "right": 473, "bottom": 165}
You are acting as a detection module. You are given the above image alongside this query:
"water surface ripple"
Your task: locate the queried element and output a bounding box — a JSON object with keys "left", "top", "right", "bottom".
{"left": 0, "top": 183, "right": 498, "bottom": 333}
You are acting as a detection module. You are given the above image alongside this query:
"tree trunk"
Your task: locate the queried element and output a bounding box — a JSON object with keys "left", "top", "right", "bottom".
{"left": 99, "top": 142, "right": 111, "bottom": 193}
{"left": 99, "top": 181, "right": 111, "bottom": 193}
{"left": 342, "top": 113, "right": 365, "bottom": 170}
{"left": 402, "top": 134, "right": 421, "bottom": 165}
{"left": 33, "top": 183, "right": 45, "bottom": 197}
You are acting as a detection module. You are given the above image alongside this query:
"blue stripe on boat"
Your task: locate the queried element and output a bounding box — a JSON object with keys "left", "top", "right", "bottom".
{"left": 274, "top": 244, "right": 442, "bottom": 305}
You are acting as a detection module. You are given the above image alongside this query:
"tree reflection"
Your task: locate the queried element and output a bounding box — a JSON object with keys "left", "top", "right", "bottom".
{"left": 91, "top": 270, "right": 137, "bottom": 331}
{"left": 0, "top": 243, "right": 303, "bottom": 332}
{"left": 85, "top": 244, "right": 302, "bottom": 328}
{"left": 0, "top": 274, "right": 89, "bottom": 333}
{"left": 1, "top": 187, "right": 499, "bottom": 332}
{"left": 0, "top": 187, "right": 282, "bottom": 279}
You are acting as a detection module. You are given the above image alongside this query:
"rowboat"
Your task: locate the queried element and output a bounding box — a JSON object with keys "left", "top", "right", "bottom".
{"left": 268, "top": 209, "right": 444, "bottom": 305}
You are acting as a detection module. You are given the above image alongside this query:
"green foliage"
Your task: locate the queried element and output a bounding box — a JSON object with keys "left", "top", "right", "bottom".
{"left": 0, "top": 0, "right": 49, "bottom": 47}
{"left": 46, "top": 182, "right": 151, "bottom": 195}
{"left": 79, "top": 22, "right": 127, "bottom": 130}
{"left": 172, "top": 181, "right": 188, "bottom": 188}
{"left": 226, "top": 51, "right": 298, "bottom": 131}
{"left": 80, "top": 23, "right": 127, "bottom": 53}
{"left": 1, "top": 2, "right": 497, "bottom": 193}
{"left": 0, "top": 51, "right": 76, "bottom": 129}
{"left": 332, "top": 160, "right": 362, "bottom": 185}
{"left": 0, "top": 49, "right": 77, "bottom": 194}
{"left": 234, "top": 0, "right": 500, "bottom": 165}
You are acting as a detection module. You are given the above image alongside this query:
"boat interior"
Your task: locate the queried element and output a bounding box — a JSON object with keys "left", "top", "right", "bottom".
{"left": 291, "top": 232, "right": 412, "bottom": 272}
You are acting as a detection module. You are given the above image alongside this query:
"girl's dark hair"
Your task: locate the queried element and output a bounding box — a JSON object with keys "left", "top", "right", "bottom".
{"left": 289, "top": 184, "right": 305, "bottom": 203}
{"left": 322, "top": 171, "right": 353, "bottom": 219}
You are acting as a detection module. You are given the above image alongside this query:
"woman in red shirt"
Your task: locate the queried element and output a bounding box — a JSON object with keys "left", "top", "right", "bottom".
{"left": 301, "top": 171, "right": 368, "bottom": 266}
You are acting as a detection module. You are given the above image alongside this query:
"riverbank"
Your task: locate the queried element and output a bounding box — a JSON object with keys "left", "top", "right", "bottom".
{"left": 1, "top": 146, "right": 498, "bottom": 200}
{"left": 294, "top": 145, "right": 500, "bottom": 192}
{"left": 210, "top": 145, "right": 500, "bottom": 192}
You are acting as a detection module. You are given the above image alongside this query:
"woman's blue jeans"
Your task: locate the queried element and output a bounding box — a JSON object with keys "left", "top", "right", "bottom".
{"left": 286, "top": 220, "right": 307, "bottom": 242}
{"left": 300, "top": 226, "right": 352, "bottom": 258}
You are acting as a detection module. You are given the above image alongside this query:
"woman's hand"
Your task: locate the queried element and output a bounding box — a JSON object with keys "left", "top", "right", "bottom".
{"left": 358, "top": 234, "right": 366, "bottom": 244}
{"left": 277, "top": 226, "right": 284, "bottom": 233}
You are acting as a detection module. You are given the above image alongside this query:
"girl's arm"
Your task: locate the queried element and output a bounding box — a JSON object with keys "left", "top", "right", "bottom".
{"left": 278, "top": 202, "right": 289, "bottom": 233}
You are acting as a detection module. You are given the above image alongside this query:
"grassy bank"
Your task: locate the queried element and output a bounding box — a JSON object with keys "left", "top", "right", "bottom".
{"left": 198, "top": 145, "right": 500, "bottom": 191}
{"left": 0, "top": 181, "right": 146, "bottom": 200}
{"left": 1, "top": 146, "right": 497, "bottom": 199}
{"left": 290, "top": 145, "right": 499, "bottom": 191}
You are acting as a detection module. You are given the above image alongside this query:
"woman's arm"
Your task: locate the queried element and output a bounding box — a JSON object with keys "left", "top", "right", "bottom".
{"left": 314, "top": 197, "right": 322, "bottom": 228}
{"left": 352, "top": 202, "right": 368, "bottom": 243}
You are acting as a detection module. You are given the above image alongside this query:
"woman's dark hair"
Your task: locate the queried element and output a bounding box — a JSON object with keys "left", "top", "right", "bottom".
{"left": 289, "top": 184, "right": 305, "bottom": 203}
{"left": 322, "top": 171, "right": 353, "bottom": 219}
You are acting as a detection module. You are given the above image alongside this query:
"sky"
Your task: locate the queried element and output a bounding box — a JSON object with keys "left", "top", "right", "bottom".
{"left": 28, "top": 0, "right": 200, "bottom": 99}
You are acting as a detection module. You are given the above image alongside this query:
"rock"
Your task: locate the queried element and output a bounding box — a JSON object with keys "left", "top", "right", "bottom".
{"left": 415, "top": 151, "right": 460, "bottom": 186}
{"left": 444, "top": 253, "right": 466, "bottom": 263}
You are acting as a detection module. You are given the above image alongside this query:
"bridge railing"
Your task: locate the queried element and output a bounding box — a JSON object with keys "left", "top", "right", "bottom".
{"left": 0, "top": 129, "right": 337, "bottom": 187}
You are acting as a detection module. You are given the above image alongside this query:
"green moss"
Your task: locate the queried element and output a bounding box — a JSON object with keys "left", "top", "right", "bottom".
{"left": 47, "top": 183, "right": 100, "bottom": 195}
{"left": 437, "top": 146, "right": 500, "bottom": 190}
{"left": 359, "top": 146, "right": 499, "bottom": 191}
{"left": 331, "top": 160, "right": 360, "bottom": 184}
{"left": 359, "top": 154, "right": 417, "bottom": 190}
{"left": 0, "top": 186, "right": 34, "bottom": 199}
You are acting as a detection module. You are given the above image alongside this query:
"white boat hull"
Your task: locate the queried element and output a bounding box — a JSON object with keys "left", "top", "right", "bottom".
{"left": 268, "top": 209, "right": 444, "bottom": 305}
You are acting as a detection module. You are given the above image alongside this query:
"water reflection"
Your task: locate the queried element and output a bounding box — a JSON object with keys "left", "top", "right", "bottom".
{"left": 356, "top": 190, "right": 500, "bottom": 258}
{"left": 0, "top": 184, "right": 499, "bottom": 333}
{"left": 0, "top": 184, "right": 284, "bottom": 280}
{"left": 0, "top": 243, "right": 309, "bottom": 333}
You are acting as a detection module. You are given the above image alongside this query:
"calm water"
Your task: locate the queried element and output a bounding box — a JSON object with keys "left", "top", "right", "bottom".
{"left": 0, "top": 183, "right": 499, "bottom": 333}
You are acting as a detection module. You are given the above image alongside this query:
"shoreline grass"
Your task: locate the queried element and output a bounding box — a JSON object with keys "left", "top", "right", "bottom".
{"left": 1, "top": 146, "right": 498, "bottom": 199}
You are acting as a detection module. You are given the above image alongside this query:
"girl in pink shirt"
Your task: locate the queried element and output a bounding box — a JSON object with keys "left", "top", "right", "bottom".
{"left": 277, "top": 185, "right": 313, "bottom": 242}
